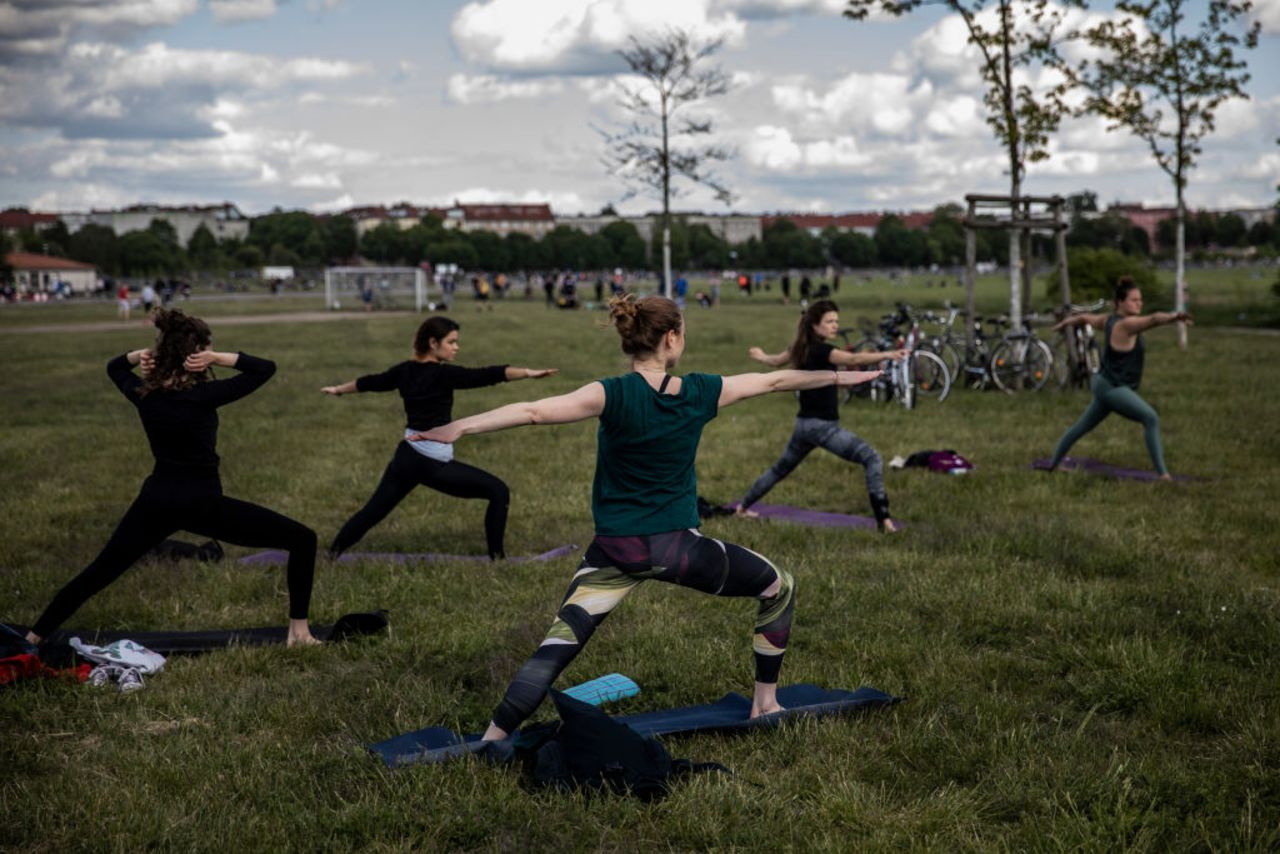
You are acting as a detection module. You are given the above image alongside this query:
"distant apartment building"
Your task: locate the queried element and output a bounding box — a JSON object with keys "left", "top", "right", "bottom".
{"left": 455, "top": 203, "right": 554, "bottom": 238}
{"left": 5, "top": 251, "right": 97, "bottom": 294}
{"left": 762, "top": 211, "right": 934, "bottom": 238}
{"left": 0, "top": 208, "right": 61, "bottom": 237}
{"left": 62, "top": 203, "right": 249, "bottom": 247}
{"left": 559, "top": 212, "right": 763, "bottom": 245}
{"left": 342, "top": 202, "right": 554, "bottom": 239}
{"left": 1105, "top": 203, "right": 1178, "bottom": 248}
{"left": 343, "top": 203, "right": 452, "bottom": 236}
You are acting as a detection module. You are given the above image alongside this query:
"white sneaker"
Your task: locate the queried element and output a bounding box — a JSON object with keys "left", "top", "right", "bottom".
{"left": 117, "top": 667, "right": 144, "bottom": 693}
{"left": 88, "top": 665, "right": 117, "bottom": 688}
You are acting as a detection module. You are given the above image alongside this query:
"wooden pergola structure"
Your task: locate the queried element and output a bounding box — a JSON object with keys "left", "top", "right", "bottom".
{"left": 962, "top": 193, "right": 1071, "bottom": 350}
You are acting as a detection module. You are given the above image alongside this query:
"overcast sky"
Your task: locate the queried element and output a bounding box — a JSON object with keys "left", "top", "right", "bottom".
{"left": 1, "top": 0, "right": 1276, "bottom": 217}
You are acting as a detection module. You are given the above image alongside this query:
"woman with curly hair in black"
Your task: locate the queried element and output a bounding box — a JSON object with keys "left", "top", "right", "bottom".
{"left": 24, "top": 309, "right": 320, "bottom": 647}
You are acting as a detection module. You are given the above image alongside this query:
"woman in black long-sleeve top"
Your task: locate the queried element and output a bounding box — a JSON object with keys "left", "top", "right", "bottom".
{"left": 25, "top": 309, "right": 319, "bottom": 647}
{"left": 321, "top": 316, "right": 556, "bottom": 560}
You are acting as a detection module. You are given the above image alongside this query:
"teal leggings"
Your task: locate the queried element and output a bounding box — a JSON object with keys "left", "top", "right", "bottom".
{"left": 1051, "top": 374, "right": 1168, "bottom": 475}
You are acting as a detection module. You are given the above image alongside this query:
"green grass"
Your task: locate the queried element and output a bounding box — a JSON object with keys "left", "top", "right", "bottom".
{"left": 2, "top": 292, "right": 1278, "bottom": 851}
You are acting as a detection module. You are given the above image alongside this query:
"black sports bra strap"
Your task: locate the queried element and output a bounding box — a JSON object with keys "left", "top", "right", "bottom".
{"left": 658, "top": 374, "right": 673, "bottom": 394}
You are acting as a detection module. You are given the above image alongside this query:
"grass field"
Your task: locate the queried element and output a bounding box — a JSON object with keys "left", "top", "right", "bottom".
{"left": 2, "top": 284, "right": 1279, "bottom": 850}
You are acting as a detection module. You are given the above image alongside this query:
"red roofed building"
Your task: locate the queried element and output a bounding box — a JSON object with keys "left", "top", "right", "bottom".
{"left": 0, "top": 208, "right": 61, "bottom": 236}
{"left": 5, "top": 251, "right": 98, "bottom": 294}
{"left": 454, "top": 203, "right": 554, "bottom": 238}
{"left": 1107, "top": 203, "right": 1177, "bottom": 249}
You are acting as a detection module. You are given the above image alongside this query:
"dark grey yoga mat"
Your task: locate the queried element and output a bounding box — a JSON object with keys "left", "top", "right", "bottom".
{"left": 240, "top": 544, "right": 578, "bottom": 566}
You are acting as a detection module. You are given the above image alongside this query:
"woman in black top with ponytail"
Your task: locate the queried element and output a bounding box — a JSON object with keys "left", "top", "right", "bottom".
{"left": 737, "top": 300, "right": 907, "bottom": 531}
{"left": 25, "top": 309, "right": 319, "bottom": 647}
{"left": 321, "top": 316, "right": 557, "bottom": 560}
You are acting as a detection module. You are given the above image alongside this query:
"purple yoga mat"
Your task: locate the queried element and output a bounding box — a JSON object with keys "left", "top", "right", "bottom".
{"left": 1031, "top": 457, "right": 1194, "bottom": 482}
{"left": 240, "top": 543, "right": 578, "bottom": 566}
{"left": 726, "top": 502, "right": 885, "bottom": 530}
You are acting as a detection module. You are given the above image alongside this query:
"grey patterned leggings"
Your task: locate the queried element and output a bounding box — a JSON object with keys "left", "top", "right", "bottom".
{"left": 740, "top": 417, "right": 889, "bottom": 521}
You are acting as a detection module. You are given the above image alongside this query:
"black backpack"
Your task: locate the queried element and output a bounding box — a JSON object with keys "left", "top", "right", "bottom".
{"left": 508, "top": 690, "right": 729, "bottom": 801}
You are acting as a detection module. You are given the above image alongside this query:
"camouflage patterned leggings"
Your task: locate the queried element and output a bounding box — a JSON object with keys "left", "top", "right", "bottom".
{"left": 491, "top": 529, "right": 795, "bottom": 734}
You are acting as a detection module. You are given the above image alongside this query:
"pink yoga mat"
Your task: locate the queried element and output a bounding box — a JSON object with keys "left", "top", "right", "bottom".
{"left": 725, "top": 503, "right": 887, "bottom": 530}
{"left": 1031, "top": 457, "right": 1195, "bottom": 482}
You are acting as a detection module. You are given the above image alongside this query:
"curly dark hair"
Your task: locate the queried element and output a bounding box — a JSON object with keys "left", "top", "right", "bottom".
{"left": 138, "top": 308, "right": 213, "bottom": 397}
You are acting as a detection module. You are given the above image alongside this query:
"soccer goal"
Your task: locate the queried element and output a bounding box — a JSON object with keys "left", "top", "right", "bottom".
{"left": 324, "top": 266, "right": 432, "bottom": 312}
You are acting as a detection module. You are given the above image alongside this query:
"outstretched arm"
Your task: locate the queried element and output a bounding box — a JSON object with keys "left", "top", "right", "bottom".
{"left": 321, "top": 379, "right": 359, "bottom": 396}
{"left": 747, "top": 347, "right": 790, "bottom": 368}
{"left": 504, "top": 367, "right": 559, "bottom": 381}
{"left": 718, "top": 369, "right": 881, "bottom": 409}
{"left": 1053, "top": 312, "right": 1108, "bottom": 332}
{"left": 410, "top": 382, "right": 605, "bottom": 443}
{"left": 830, "top": 348, "right": 907, "bottom": 368}
{"left": 1118, "top": 311, "right": 1192, "bottom": 335}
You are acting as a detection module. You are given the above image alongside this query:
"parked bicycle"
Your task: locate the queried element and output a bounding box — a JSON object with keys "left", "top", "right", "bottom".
{"left": 979, "top": 311, "right": 1053, "bottom": 393}
{"left": 1051, "top": 299, "right": 1106, "bottom": 389}
{"left": 838, "top": 303, "right": 951, "bottom": 408}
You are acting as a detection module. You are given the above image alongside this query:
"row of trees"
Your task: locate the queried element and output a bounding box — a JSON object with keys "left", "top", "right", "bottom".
{"left": 8, "top": 200, "right": 1276, "bottom": 281}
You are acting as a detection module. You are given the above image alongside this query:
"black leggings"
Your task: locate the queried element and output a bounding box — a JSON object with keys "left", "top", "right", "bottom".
{"left": 329, "top": 442, "right": 510, "bottom": 559}
{"left": 33, "top": 476, "right": 317, "bottom": 638}
{"left": 491, "top": 529, "right": 795, "bottom": 734}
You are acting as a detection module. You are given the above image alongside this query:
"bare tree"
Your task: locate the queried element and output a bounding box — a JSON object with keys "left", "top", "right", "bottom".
{"left": 601, "top": 29, "right": 733, "bottom": 298}
{"left": 1062, "top": 0, "right": 1259, "bottom": 349}
{"left": 845, "top": 0, "right": 1079, "bottom": 330}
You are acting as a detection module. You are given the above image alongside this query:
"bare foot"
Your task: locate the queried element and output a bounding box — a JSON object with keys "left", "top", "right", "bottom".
{"left": 750, "top": 701, "right": 785, "bottom": 719}
{"left": 881, "top": 518, "right": 901, "bottom": 534}
{"left": 286, "top": 619, "right": 322, "bottom": 647}
{"left": 481, "top": 722, "right": 509, "bottom": 741}
{"left": 735, "top": 506, "right": 759, "bottom": 519}
{"left": 1157, "top": 473, "right": 1173, "bottom": 482}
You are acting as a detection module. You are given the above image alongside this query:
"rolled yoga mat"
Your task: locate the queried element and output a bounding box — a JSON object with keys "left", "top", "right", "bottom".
{"left": 240, "top": 544, "right": 578, "bottom": 566}
{"left": 1031, "top": 456, "right": 1196, "bottom": 482}
{"left": 370, "top": 683, "right": 901, "bottom": 768}
{"left": 726, "top": 503, "right": 888, "bottom": 531}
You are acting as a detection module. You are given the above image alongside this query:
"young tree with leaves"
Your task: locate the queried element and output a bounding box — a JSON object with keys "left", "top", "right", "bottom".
{"left": 1062, "top": 0, "right": 1259, "bottom": 348}
{"left": 846, "top": 0, "right": 1079, "bottom": 330}
{"left": 600, "top": 28, "right": 733, "bottom": 298}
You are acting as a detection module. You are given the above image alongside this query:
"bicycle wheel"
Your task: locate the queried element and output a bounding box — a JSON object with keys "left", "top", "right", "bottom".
{"left": 894, "top": 355, "right": 915, "bottom": 410}
{"left": 840, "top": 337, "right": 882, "bottom": 404}
{"left": 1025, "top": 338, "right": 1054, "bottom": 391}
{"left": 959, "top": 342, "right": 991, "bottom": 391}
{"left": 989, "top": 340, "right": 1022, "bottom": 392}
{"left": 1051, "top": 333, "right": 1072, "bottom": 389}
{"left": 1084, "top": 338, "right": 1101, "bottom": 375}
{"left": 911, "top": 349, "right": 951, "bottom": 403}
{"left": 991, "top": 338, "right": 1053, "bottom": 392}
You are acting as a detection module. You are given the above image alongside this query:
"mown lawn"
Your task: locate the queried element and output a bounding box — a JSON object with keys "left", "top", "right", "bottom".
{"left": 2, "top": 288, "right": 1278, "bottom": 851}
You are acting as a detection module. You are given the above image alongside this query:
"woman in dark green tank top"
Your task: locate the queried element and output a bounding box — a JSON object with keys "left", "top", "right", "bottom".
{"left": 1048, "top": 278, "right": 1192, "bottom": 479}
{"left": 411, "top": 294, "right": 883, "bottom": 741}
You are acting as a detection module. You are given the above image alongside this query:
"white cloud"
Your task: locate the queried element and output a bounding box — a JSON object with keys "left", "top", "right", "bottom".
{"left": 451, "top": 0, "right": 747, "bottom": 72}
{"left": 0, "top": 0, "right": 198, "bottom": 59}
{"left": 1250, "top": 0, "right": 1280, "bottom": 34}
{"left": 770, "top": 73, "right": 936, "bottom": 138}
{"left": 0, "top": 41, "right": 370, "bottom": 140}
{"left": 209, "top": 0, "right": 277, "bottom": 23}
{"left": 1235, "top": 152, "right": 1280, "bottom": 181}
{"left": 446, "top": 74, "right": 566, "bottom": 105}
{"left": 309, "top": 192, "right": 355, "bottom": 212}
{"left": 293, "top": 172, "right": 342, "bottom": 189}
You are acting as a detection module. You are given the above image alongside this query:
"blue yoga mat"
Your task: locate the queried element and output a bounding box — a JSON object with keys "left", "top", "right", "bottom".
{"left": 370, "top": 684, "right": 900, "bottom": 768}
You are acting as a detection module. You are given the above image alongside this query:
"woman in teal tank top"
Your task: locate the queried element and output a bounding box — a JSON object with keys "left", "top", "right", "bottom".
{"left": 412, "top": 293, "right": 883, "bottom": 741}
{"left": 1048, "top": 278, "right": 1192, "bottom": 479}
